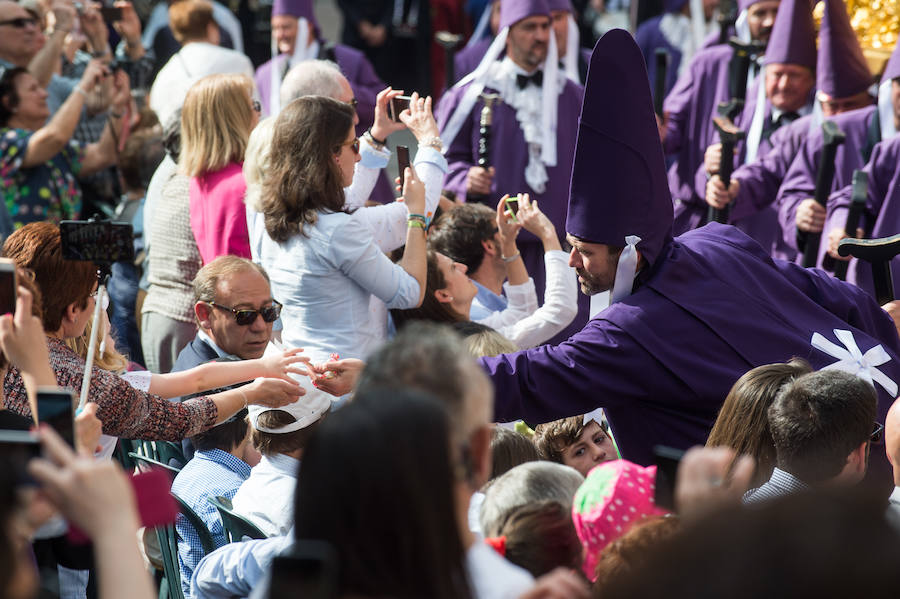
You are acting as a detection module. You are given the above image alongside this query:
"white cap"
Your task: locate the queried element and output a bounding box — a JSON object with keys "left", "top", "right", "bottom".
{"left": 248, "top": 375, "right": 331, "bottom": 434}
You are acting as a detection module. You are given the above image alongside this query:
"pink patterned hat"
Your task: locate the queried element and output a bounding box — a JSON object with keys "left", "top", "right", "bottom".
{"left": 571, "top": 460, "right": 669, "bottom": 580}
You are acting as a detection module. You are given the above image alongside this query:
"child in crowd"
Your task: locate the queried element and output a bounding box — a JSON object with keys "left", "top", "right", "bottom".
{"left": 533, "top": 411, "right": 618, "bottom": 477}
{"left": 231, "top": 378, "right": 330, "bottom": 536}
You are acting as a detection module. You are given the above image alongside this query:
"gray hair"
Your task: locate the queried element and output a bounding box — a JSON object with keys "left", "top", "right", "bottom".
{"left": 479, "top": 461, "right": 583, "bottom": 537}
{"left": 279, "top": 59, "right": 346, "bottom": 106}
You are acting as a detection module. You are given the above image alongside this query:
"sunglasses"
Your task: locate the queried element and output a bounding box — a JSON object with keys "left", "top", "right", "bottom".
{"left": 0, "top": 17, "right": 37, "bottom": 28}
{"left": 871, "top": 421, "right": 885, "bottom": 444}
{"left": 207, "top": 300, "right": 282, "bottom": 326}
{"left": 339, "top": 137, "right": 360, "bottom": 155}
{"left": 251, "top": 99, "right": 261, "bottom": 113}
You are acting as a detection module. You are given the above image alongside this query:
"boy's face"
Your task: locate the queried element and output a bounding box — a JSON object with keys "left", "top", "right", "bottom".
{"left": 562, "top": 420, "right": 616, "bottom": 477}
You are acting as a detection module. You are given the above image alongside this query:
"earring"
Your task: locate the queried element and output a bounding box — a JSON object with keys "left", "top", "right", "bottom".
{"left": 448, "top": 296, "right": 454, "bottom": 301}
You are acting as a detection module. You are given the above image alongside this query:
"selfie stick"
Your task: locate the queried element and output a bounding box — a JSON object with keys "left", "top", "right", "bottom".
{"left": 78, "top": 269, "right": 110, "bottom": 409}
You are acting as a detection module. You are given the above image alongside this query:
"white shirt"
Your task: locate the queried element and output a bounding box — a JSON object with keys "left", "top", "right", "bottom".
{"left": 231, "top": 454, "right": 299, "bottom": 537}
{"left": 149, "top": 42, "right": 255, "bottom": 129}
{"left": 476, "top": 250, "right": 578, "bottom": 349}
{"left": 466, "top": 540, "right": 535, "bottom": 599}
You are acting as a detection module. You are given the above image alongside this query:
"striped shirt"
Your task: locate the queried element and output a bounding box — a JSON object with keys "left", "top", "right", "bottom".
{"left": 743, "top": 468, "right": 811, "bottom": 505}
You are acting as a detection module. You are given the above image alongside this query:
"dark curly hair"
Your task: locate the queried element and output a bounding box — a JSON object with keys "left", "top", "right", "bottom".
{"left": 0, "top": 67, "right": 29, "bottom": 127}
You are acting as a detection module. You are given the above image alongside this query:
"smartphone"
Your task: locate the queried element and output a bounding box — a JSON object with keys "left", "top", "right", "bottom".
{"left": 37, "top": 387, "right": 76, "bottom": 448}
{"left": 653, "top": 445, "right": 684, "bottom": 511}
{"left": 268, "top": 541, "right": 339, "bottom": 599}
{"left": 0, "top": 258, "right": 17, "bottom": 315}
{"left": 504, "top": 195, "right": 519, "bottom": 222}
{"left": 389, "top": 95, "right": 412, "bottom": 122}
{"left": 0, "top": 429, "right": 41, "bottom": 486}
{"left": 59, "top": 220, "right": 134, "bottom": 263}
{"left": 99, "top": 6, "right": 123, "bottom": 21}
{"left": 396, "top": 145, "right": 410, "bottom": 190}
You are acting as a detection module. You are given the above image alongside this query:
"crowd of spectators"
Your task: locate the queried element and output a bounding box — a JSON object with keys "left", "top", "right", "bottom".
{"left": 1, "top": 2, "right": 900, "bottom": 599}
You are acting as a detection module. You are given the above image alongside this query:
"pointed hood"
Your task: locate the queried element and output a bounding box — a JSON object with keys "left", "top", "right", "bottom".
{"left": 272, "top": 0, "right": 315, "bottom": 22}
{"left": 547, "top": 0, "right": 573, "bottom": 11}
{"left": 883, "top": 39, "right": 900, "bottom": 84}
{"left": 566, "top": 29, "right": 673, "bottom": 268}
{"left": 763, "top": 0, "right": 816, "bottom": 71}
{"left": 738, "top": 0, "right": 767, "bottom": 10}
{"left": 817, "top": 0, "right": 871, "bottom": 98}
{"left": 499, "top": 0, "right": 550, "bottom": 30}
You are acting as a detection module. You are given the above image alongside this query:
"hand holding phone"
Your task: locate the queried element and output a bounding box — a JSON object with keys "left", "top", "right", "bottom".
{"left": 37, "top": 387, "right": 76, "bottom": 448}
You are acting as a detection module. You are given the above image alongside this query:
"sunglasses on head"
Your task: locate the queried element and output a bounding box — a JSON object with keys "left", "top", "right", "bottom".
{"left": 871, "top": 421, "right": 885, "bottom": 444}
{"left": 0, "top": 17, "right": 37, "bottom": 28}
{"left": 207, "top": 300, "right": 282, "bottom": 326}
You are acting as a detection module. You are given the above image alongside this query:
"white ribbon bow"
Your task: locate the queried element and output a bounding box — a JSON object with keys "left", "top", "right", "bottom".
{"left": 610, "top": 235, "right": 641, "bottom": 304}
{"left": 810, "top": 329, "right": 897, "bottom": 396}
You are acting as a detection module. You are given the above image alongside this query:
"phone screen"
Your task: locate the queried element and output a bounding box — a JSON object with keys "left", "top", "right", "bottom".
{"left": 59, "top": 220, "right": 135, "bottom": 263}
{"left": 389, "top": 96, "right": 412, "bottom": 122}
{"left": 37, "top": 388, "right": 75, "bottom": 447}
{"left": 504, "top": 196, "right": 519, "bottom": 221}
{"left": 269, "top": 542, "right": 338, "bottom": 599}
{"left": 653, "top": 445, "right": 684, "bottom": 511}
{"left": 0, "top": 259, "right": 17, "bottom": 315}
{"left": 396, "top": 145, "right": 410, "bottom": 190}
{"left": 99, "top": 6, "right": 123, "bottom": 21}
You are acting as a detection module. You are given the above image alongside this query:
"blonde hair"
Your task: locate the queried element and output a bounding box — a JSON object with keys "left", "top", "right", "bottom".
{"left": 179, "top": 74, "right": 254, "bottom": 177}
{"left": 66, "top": 316, "right": 129, "bottom": 375}
{"left": 243, "top": 117, "right": 276, "bottom": 213}
{"left": 464, "top": 328, "right": 518, "bottom": 357}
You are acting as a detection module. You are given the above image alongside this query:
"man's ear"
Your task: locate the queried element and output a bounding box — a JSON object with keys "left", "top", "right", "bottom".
{"left": 195, "top": 302, "right": 213, "bottom": 329}
{"left": 482, "top": 238, "right": 497, "bottom": 257}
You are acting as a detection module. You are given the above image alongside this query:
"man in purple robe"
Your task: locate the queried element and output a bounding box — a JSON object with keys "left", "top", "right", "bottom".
{"left": 480, "top": 29, "right": 900, "bottom": 473}
{"left": 635, "top": 0, "right": 720, "bottom": 106}
{"left": 660, "top": 0, "right": 779, "bottom": 234}
{"left": 455, "top": 0, "right": 500, "bottom": 81}
{"left": 685, "top": 0, "right": 815, "bottom": 259}
{"left": 437, "top": 0, "right": 586, "bottom": 343}
{"left": 254, "top": 0, "right": 393, "bottom": 204}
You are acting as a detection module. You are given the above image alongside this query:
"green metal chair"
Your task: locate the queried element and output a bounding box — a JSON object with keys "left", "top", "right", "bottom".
{"left": 208, "top": 495, "right": 268, "bottom": 542}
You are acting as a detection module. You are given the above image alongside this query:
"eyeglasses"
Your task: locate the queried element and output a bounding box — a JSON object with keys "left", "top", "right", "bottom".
{"left": 871, "top": 421, "right": 885, "bottom": 444}
{"left": 0, "top": 17, "right": 37, "bottom": 28}
{"left": 207, "top": 300, "right": 282, "bottom": 326}
{"left": 347, "top": 97, "right": 358, "bottom": 110}
{"left": 339, "top": 137, "right": 360, "bottom": 155}
{"left": 251, "top": 99, "right": 261, "bottom": 113}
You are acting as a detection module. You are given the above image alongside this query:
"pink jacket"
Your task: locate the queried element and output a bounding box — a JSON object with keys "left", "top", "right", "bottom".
{"left": 189, "top": 162, "right": 252, "bottom": 264}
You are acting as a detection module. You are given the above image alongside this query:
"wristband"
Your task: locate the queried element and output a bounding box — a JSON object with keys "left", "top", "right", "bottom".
{"left": 502, "top": 250, "right": 520, "bottom": 263}
{"left": 73, "top": 86, "right": 89, "bottom": 99}
{"left": 407, "top": 213, "right": 428, "bottom": 222}
{"left": 367, "top": 128, "right": 386, "bottom": 145}
{"left": 363, "top": 129, "right": 385, "bottom": 151}
{"left": 420, "top": 136, "right": 443, "bottom": 151}
{"left": 408, "top": 220, "right": 426, "bottom": 230}
{"left": 238, "top": 388, "right": 249, "bottom": 409}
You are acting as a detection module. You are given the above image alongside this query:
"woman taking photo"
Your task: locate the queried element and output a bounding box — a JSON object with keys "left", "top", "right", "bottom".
{"left": 181, "top": 73, "right": 258, "bottom": 264}
{"left": 0, "top": 60, "right": 130, "bottom": 234}
{"left": 259, "top": 95, "right": 429, "bottom": 362}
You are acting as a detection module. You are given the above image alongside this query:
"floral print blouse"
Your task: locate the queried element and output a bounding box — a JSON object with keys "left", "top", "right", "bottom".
{"left": 0, "top": 127, "right": 84, "bottom": 232}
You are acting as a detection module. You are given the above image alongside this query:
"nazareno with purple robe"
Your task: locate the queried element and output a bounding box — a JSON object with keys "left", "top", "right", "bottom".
{"left": 776, "top": 0, "right": 878, "bottom": 270}
{"left": 437, "top": 0, "right": 588, "bottom": 343}
{"left": 480, "top": 28, "right": 900, "bottom": 469}
{"left": 254, "top": 0, "right": 394, "bottom": 204}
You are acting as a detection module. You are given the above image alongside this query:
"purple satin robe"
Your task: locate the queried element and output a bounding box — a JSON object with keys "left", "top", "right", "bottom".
{"left": 436, "top": 77, "right": 586, "bottom": 342}
{"left": 828, "top": 134, "right": 900, "bottom": 299}
{"left": 481, "top": 222, "right": 900, "bottom": 468}
{"left": 255, "top": 43, "right": 394, "bottom": 204}
{"left": 778, "top": 105, "right": 878, "bottom": 268}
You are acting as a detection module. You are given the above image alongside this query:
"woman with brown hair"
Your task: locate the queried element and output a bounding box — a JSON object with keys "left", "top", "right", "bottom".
{"left": 181, "top": 73, "right": 259, "bottom": 264}
{"left": 258, "top": 94, "right": 428, "bottom": 363}
{"left": 706, "top": 358, "right": 813, "bottom": 488}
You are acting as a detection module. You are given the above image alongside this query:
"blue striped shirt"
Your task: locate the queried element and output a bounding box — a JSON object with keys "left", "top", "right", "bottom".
{"left": 172, "top": 448, "right": 251, "bottom": 598}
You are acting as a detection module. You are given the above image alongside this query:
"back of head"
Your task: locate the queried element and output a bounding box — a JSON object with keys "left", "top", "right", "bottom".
{"left": 429, "top": 203, "right": 498, "bottom": 273}
{"left": 707, "top": 359, "right": 813, "bottom": 487}
{"left": 169, "top": 0, "right": 215, "bottom": 43}
{"left": 480, "top": 461, "right": 583, "bottom": 537}
{"left": 490, "top": 426, "right": 541, "bottom": 481}
{"left": 390, "top": 250, "right": 467, "bottom": 331}
{"left": 768, "top": 370, "right": 877, "bottom": 483}
{"left": 279, "top": 59, "right": 344, "bottom": 106}
{"left": 293, "top": 388, "right": 472, "bottom": 599}
{"left": 180, "top": 73, "right": 254, "bottom": 177}
{"left": 601, "top": 490, "right": 900, "bottom": 599}
{"left": 593, "top": 516, "right": 680, "bottom": 592}
{"left": 192, "top": 408, "right": 249, "bottom": 452}
{"left": 356, "top": 322, "right": 491, "bottom": 446}
{"left": 2, "top": 222, "right": 96, "bottom": 333}
{"left": 453, "top": 321, "right": 518, "bottom": 357}
{"left": 243, "top": 117, "right": 277, "bottom": 212}
{"left": 193, "top": 255, "right": 269, "bottom": 305}
{"left": 120, "top": 129, "right": 166, "bottom": 193}
{"left": 261, "top": 96, "right": 352, "bottom": 242}
{"left": 495, "top": 500, "right": 583, "bottom": 577}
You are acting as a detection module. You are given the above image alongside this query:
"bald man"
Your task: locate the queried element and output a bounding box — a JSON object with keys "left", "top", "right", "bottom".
{"left": 886, "top": 397, "right": 900, "bottom": 521}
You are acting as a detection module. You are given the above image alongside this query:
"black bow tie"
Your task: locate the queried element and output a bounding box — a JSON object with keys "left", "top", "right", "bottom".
{"left": 516, "top": 70, "right": 543, "bottom": 90}
{"left": 761, "top": 111, "right": 800, "bottom": 141}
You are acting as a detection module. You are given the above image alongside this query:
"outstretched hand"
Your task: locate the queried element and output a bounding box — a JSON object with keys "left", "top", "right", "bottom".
{"left": 256, "top": 348, "right": 311, "bottom": 382}
{"left": 308, "top": 358, "right": 365, "bottom": 397}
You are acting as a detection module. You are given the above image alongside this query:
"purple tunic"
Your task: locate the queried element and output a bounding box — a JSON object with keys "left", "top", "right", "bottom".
{"left": 255, "top": 43, "right": 395, "bottom": 205}
{"left": 635, "top": 15, "right": 683, "bottom": 106}
{"left": 828, "top": 134, "right": 900, "bottom": 299}
{"left": 663, "top": 45, "right": 736, "bottom": 234}
{"left": 436, "top": 77, "right": 586, "bottom": 342}
{"left": 777, "top": 105, "right": 878, "bottom": 266}
{"left": 481, "top": 222, "right": 900, "bottom": 467}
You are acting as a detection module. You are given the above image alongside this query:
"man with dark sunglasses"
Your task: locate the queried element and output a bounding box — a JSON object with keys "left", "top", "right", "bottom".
{"left": 174, "top": 256, "right": 282, "bottom": 372}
